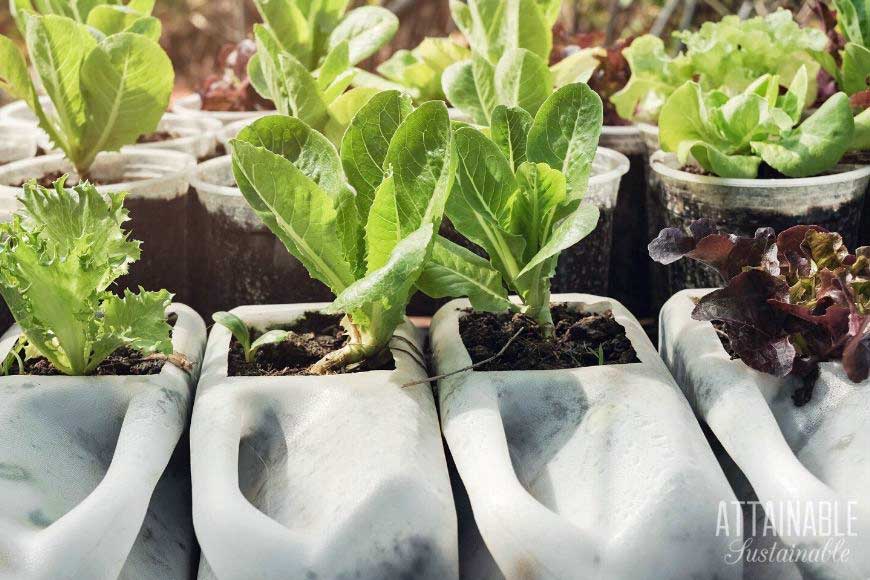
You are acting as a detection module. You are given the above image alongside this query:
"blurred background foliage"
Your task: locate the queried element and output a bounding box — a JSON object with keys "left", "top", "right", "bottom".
{"left": 0, "top": 0, "right": 818, "bottom": 96}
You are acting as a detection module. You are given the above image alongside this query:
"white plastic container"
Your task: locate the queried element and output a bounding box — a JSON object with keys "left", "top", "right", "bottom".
{"left": 0, "top": 124, "right": 38, "bottom": 165}
{"left": 660, "top": 289, "right": 870, "bottom": 579}
{"left": 190, "top": 303, "right": 457, "bottom": 580}
{"left": 216, "top": 119, "right": 254, "bottom": 152}
{"left": 0, "top": 149, "right": 197, "bottom": 304}
{"left": 636, "top": 122, "right": 659, "bottom": 153}
{"left": 171, "top": 94, "right": 273, "bottom": 126}
{"left": 430, "top": 294, "right": 740, "bottom": 579}
{"left": 0, "top": 304, "right": 206, "bottom": 580}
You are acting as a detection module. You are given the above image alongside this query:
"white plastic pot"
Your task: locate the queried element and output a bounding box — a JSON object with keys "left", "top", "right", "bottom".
{"left": 649, "top": 151, "right": 870, "bottom": 300}
{"left": 216, "top": 119, "right": 255, "bottom": 151}
{"left": 0, "top": 149, "right": 196, "bottom": 304}
{"left": 0, "top": 124, "right": 38, "bottom": 165}
{"left": 660, "top": 289, "right": 870, "bottom": 579}
{"left": 190, "top": 303, "right": 457, "bottom": 580}
{"left": 431, "top": 294, "right": 739, "bottom": 579}
{"left": 171, "top": 94, "right": 273, "bottom": 127}
{"left": 0, "top": 303, "right": 206, "bottom": 580}
{"left": 636, "top": 122, "right": 659, "bottom": 154}
{"left": 551, "top": 147, "right": 630, "bottom": 296}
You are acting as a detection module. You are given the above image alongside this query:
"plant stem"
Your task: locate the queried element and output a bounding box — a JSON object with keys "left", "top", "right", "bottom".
{"left": 308, "top": 342, "right": 378, "bottom": 375}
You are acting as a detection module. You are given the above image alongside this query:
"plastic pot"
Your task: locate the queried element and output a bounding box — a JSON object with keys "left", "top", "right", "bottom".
{"left": 430, "top": 294, "right": 739, "bottom": 579}
{"left": 660, "top": 289, "right": 870, "bottom": 579}
{"left": 600, "top": 125, "right": 652, "bottom": 318}
{"left": 0, "top": 149, "right": 197, "bottom": 304}
{"left": 550, "top": 147, "right": 630, "bottom": 296}
{"left": 0, "top": 124, "right": 38, "bottom": 166}
{"left": 649, "top": 151, "right": 870, "bottom": 307}
{"left": 188, "top": 155, "right": 332, "bottom": 317}
{"left": 0, "top": 304, "right": 206, "bottom": 580}
{"left": 191, "top": 303, "right": 457, "bottom": 580}
{"left": 171, "top": 94, "right": 274, "bottom": 127}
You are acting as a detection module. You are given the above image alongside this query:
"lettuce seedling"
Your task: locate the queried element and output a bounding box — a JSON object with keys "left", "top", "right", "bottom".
{"left": 251, "top": 0, "right": 397, "bottom": 73}
{"left": 417, "top": 83, "right": 603, "bottom": 336}
{"left": 649, "top": 220, "right": 870, "bottom": 386}
{"left": 442, "top": 0, "right": 597, "bottom": 125}
{"left": 212, "top": 312, "right": 289, "bottom": 363}
{"left": 612, "top": 10, "right": 827, "bottom": 123}
{"left": 0, "top": 13, "right": 173, "bottom": 177}
{"left": 249, "top": 23, "right": 380, "bottom": 144}
{"left": 229, "top": 92, "right": 454, "bottom": 373}
{"left": 659, "top": 69, "right": 855, "bottom": 178}
{"left": 11, "top": 0, "right": 161, "bottom": 41}
{"left": 0, "top": 178, "right": 173, "bottom": 376}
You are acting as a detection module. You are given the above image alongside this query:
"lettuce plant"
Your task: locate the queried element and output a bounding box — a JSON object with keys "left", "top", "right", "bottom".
{"left": 417, "top": 83, "right": 603, "bottom": 336}
{"left": 649, "top": 220, "right": 870, "bottom": 385}
{"left": 815, "top": 0, "right": 870, "bottom": 98}
{"left": 0, "top": 178, "right": 173, "bottom": 376}
{"left": 0, "top": 13, "right": 173, "bottom": 177}
{"left": 249, "top": 23, "right": 379, "bottom": 144}
{"left": 370, "top": 37, "right": 470, "bottom": 103}
{"left": 612, "top": 10, "right": 827, "bottom": 123}
{"left": 658, "top": 69, "right": 855, "bottom": 178}
{"left": 229, "top": 92, "right": 454, "bottom": 373}
{"left": 10, "top": 0, "right": 161, "bottom": 40}
{"left": 212, "top": 312, "right": 289, "bottom": 363}
{"left": 442, "top": 0, "right": 597, "bottom": 125}
{"left": 251, "top": 0, "right": 397, "bottom": 73}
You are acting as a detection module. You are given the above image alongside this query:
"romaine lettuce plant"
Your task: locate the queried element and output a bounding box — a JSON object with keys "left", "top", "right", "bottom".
{"left": 612, "top": 10, "right": 827, "bottom": 123}
{"left": 0, "top": 13, "right": 173, "bottom": 177}
{"left": 658, "top": 69, "right": 855, "bottom": 178}
{"left": 0, "top": 178, "right": 173, "bottom": 376}
{"left": 370, "top": 37, "right": 470, "bottom": 103}
{"left": 251, "top": 0, "right": 397, "bottom": 73}
{"left": 11, "top": 0, "right": 161, "bottom": 41}
{"left": 815, "top": 0, "right": 870, "bottom": 98}
{"left": 417, "top": 83, "right": 603, "bottom": 336}
{"left": 442, "top": 0, "right": 597, "bottom": 125}
{"left": 649, "top": 220, "right": 870, "bottom": 386}
{"left": 229, "top": 91, "right": 454, "bottom": 373}
{"left": 249, "top": 23, "right": 379, "bottom": 144}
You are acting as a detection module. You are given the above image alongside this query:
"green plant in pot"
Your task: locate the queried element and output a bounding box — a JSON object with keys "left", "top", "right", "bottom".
{"left": 0, "top": 12, "right": 173, "bottom": 178}
{"left": 0, "top": 178, "right": 174, "bottom": 376}
{"left": 417, "top": 83, "right": 603, "bottom": 336}
{"left": 612, "top": 10, "right": 827, "bottom": 124}
{"left": 659, "top": 68, "right": 855, "bottom": 178}
{"left": 442, "top": 0, "right": 597, "bottom": 125}
{"left": 10, "top": 0, "right": 161, "bottom": 40}
{"left": 218, "top": 90, "right": 454, "bottom": 373}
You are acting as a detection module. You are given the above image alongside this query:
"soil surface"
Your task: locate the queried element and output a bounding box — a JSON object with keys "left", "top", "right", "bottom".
{"left": 228, "top": 312, "right": 396, "bottom": 376}
{"left": 137, "top": 131, "right": 174, "bottom": 144}
{"left": 459, "top": 304, "right": 639, "bottom": 371}
{"left": 680, "top": 164, "right": 835, "bottom": 179}
{"left": 22, "top": 171, "right": 127, "bottom": 188}
{"left": 12, "top": 313, "right": 177, "bottom": 376}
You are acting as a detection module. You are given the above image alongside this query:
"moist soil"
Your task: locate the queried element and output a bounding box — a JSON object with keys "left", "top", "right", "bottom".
{"left": 12, "top": 313, "right": 177, "bottom": 376}
{"left": 136, "top": 131, "right": 174, "bottom": 144}
{"left": 680, "top": 164, "right": 836, "bottom": 179}
{"left": 227, "top": 312, "right": 395, "bottom": 377}
{"left": 24, "top": 170, "right": 128, "bottom": 188}
{"left": 459, "top": 304, "right": 639, "bottom": 372}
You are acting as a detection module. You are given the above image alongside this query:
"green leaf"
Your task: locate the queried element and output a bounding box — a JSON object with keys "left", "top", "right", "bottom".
{"left": 752, "top": 92, "right": 855, "bottom": 177}
{"left": 416, "top": 235, "right": 512, "bottom": 312}
{"left": 495, "top": 48, "right": 552, "bottom": 117}
{"left": 550, "top": 48, "right": 601, "bottom": 88}
{"left": 277, "top": 52, "right": 330, "bottom": 128}
{"left": 340, "top": 89, "right": 413, "bottom": 209}
{"left": 686, "top": 141, "right": 762, "bottom": 178}
{"left": 322, "top": 86, "right": 378, "bottom": 145}
{"left": 527, "top": 82, "right": 603, "bottom": 194}
{"left": 250, "top": 329, "right": 290, "bottom": 353}
{"left": 850, "top": 107, "right": 870, "bottom": 151}
{"left": 327, "top": 223, "right": 433, "bottom": 315}
{"left": 778, "top": 65, "right": 807, "bottom": 123}
{"left": 78, "top": 32, "right": 173, "bottom": 173}
{"left": 490, "top": 105, "right": 532, "bottom": 170}
{"left": 516, "top": 204, "right": 600, "bottom": 281}
{"left": 842, "top": 43, "right": 870, "bottom": 95}
{"left": 442, "top": 59, "right": 488, "bottom": 125}
{"left": 317, "top": 39, "right": 349, "bottom": 90}
{"left": 376, "top": 37, "right": 469, "bottom": 101}
{"left": 0, "top": 34, "right": 39, "bottom": 111}
{"left": 123, "top": 16, "right": 162, "bottom": 41}
{"left": 659, "top": 81, "right": 724, "bottom": 162}
{"left": 328, "top": 5, "right": 397, "bottom": 66}
{"left": 91, "top": 288, "right": 173, "bottom": 372}
{"left": 85, "top": 5, "right": 153, "bottom": 37}
{"left": 253, "top": 0, "right": 312, "bottom": 67}
{"left": 230, "top": 137, "right": 355, "bottom": 294}
{"left": 509, "top": 162, "right": 568, "bottom": 263}
{"left": 212, "top": 311, "right": 251, "bottom": 353}
{"left": 472, "top": 53, "right": 498, "bottom": 122}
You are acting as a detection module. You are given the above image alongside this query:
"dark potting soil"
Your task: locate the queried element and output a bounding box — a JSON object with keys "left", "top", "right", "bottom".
{"left": 842, "top": 150, "right": 870, "bottom": 165}
{"left": 679, "top": 164, "right": 836, "bottom": 179}
{"left": 24, "top": 171, "right": 128, "bottom": 188}
{"left": 136, "top": 131, "right": 174, "bottom": 144}
{"left": 458, "top": 305, "right": 639, "bottom": 372}
{"left": 227, "top": 311, "right": 395, "bottom": 377}
{"left": 13, "top": 313, "right": 178, "bottom": 376}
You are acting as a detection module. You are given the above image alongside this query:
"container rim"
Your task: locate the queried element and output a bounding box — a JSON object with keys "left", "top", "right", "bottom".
{"left": 589, "top": 146, "right": 631, "bottom": 185}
